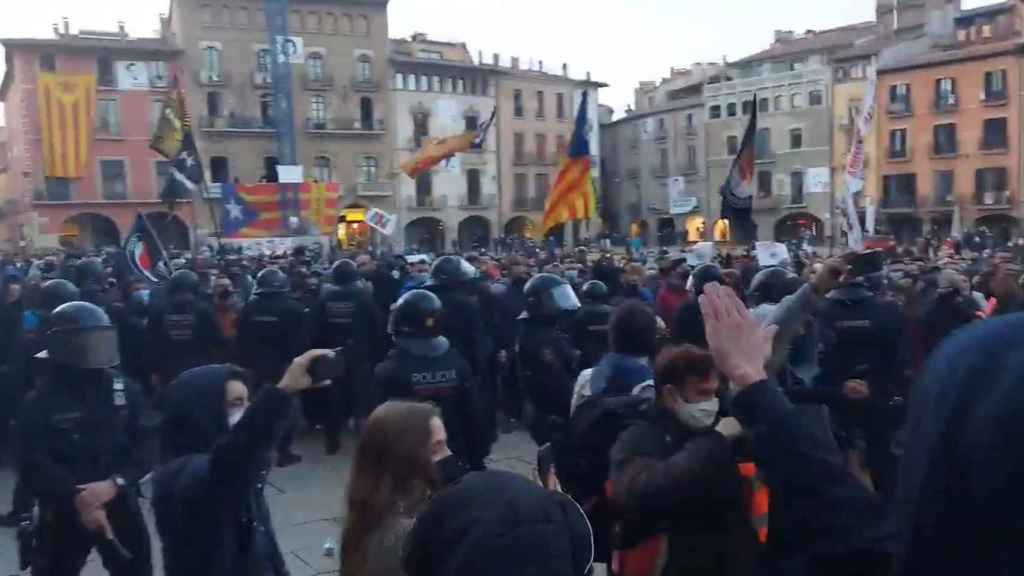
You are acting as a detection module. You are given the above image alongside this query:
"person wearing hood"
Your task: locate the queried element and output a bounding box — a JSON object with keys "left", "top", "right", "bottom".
{"left": 151, "top": 349, "right": 332, "bottom": 576}
{"left": 375, "top": 290, "right": 485, "bottom": 470}
{"left": 607, "top": 344, "right": 758, "bottom": 576}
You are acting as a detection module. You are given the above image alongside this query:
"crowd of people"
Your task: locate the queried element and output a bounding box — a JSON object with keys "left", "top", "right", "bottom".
{"left": 0, "top": 234, "right": 1022, "bottom": 576}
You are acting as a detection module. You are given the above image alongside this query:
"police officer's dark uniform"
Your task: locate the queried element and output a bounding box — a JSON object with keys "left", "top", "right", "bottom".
{"left": 814, "top": 251, "right": 908, "bottom": 498}
{"left": 310, "top": 260, "right": 383, "bottom": 454}
{"left": 375, "top": 290, "right": 486, "bottom": 469}
{"left": 146, "top": 270, "right": 225, "bottom": 387}
{"left": 570, "top": 280, "right": 613, "bottom": 371}
{"left": 237, "top": 267, "right": 309, "bottom": 466}
{"left": 18, "top": 302, "right": 152, "bottom": 576}
{"left": 516, "top": 273, "right": 581, "bottom": 445}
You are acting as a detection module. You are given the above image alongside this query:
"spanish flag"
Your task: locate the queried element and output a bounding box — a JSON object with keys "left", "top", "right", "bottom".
{"left": 541, "top": 91, "right": 596, "bottom": 234}
{"left": 37, "top": 73, "right": 96, "bottom": 179}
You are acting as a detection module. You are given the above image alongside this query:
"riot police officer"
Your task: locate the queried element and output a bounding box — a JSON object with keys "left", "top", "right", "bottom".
{"left": 237, "top": 267, "right": 309, "bottom": 466}
{"left": 672, "top": 263, "right": 724, "bottom": 349}
{"left": 74, "top": 258, "right": 108, "bottom": 309}
{"left": 570, "top": 280, "right": 613, "bottom": 371}
{"left": 516, "top": 273, "right": 581, "bottom": 445}
{"left": 375, "top": 290, "right": 485, "bottom": 469}
{"left": 310, "top": 259, "right": 383, "bottom": 454}
{"left": 17, "top": 302, "right": 151, "bottom": 576}
{"left": 814, "top": 250, "right": 908, "bottom": 499}
{"left": 146, "top": 269, "right": 225, "bottom": 388}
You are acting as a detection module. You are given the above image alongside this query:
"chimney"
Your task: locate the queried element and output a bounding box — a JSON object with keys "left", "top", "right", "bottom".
{"left": 117, "top": 21, "right": 127, "bottom": 39}
{"left": 511, "top": 56, "right": 520, "bottom": 70}
{"left": 492, "top": 53, "right": 499, "bottom": 66}
{"left": 773, "top": 29, "right": 795, "bottom": 43}
{"left": 562, "top": 62, "right": 568, "bottom": 77}
{"left": 538, "top": 59, "right": 544, "bottom": 72}
{"left": 52, "top": 23, "right": 61, "bottom": 38}
{"left": 586, "top": 71, "right": 592, "bottom": 81}
{"left": 62, "top": 17, "right": 70, "bottom": 36}
{"left": 477, "top": 50, "right": 483, "bottom": 64}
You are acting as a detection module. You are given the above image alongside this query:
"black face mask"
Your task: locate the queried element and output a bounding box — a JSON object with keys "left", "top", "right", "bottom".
{"left": 435, "top": 454, "right": 469, "bottom": 487}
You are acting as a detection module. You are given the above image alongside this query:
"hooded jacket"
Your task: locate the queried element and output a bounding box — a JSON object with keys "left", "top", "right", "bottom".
{"left": 152, "top": 365, "right": 290, "bottom": 576}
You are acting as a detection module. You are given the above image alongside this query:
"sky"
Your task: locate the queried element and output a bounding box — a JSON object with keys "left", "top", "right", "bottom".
{"left": 0, "top": 0, "right": 996, "bottom": 124}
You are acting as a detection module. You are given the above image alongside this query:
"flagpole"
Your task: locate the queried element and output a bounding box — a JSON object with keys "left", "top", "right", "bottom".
{"left": 137, "top": 210, "right": 176, "bottom": 274}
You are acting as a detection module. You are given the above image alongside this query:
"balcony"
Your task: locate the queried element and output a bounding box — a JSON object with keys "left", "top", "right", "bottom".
{"left": 513, "top": 152, "right": 528, "bottom": 166}
{"left": 201, "top": 115, "right": 275, "bottom": 133}
{"left": 886, "top": 147, "right": 911, "bottom": 162}
{"left": 196, "top": 69, "right": 229, "bottom": 87}
{"left": 654, "top": 128, "right": 669, "bottom": 143}
{"left": 459, "top": 193, "right": 496, "bottom": 209}
{"left": 682, "top": 126, "right": 699, "bottom": 139}
{"left": 982, "top": 90, "right": 1008, "bottom": 106}
{"left": 932, "top": 95, "right": 959, "bottom": 113}
{"left": 928, "top": 191, "right": 955, "bottom": 210}
{"left": 252, "top": 69, "right": 273, "bottom": 88}
{"left": 881, "top": 193, "right": 917, "bottom": 211}
{"left": 303, "top": 72, "right": 334, "bottom": 91}
{"left": 406, "top": 194, "right": 448, "bottom": 211}
{"left": 351, "top": 76, "right": 380, "bottom": 93}
{"left": 930, "top": 140, "right": 959, "bottom": 159}
{"left": 887, "top": 100, "right": 912, "bottom": 117}
{"left": 356, "top": 181, "right": 393, "bottom": 197}
{"left": 975, "top": 189, "right": 1012, "bottom": 209}
{"left": 754, "top": 149, "right": 775, "bottom": 164}
{"left": 753, "top": 193, "right": 781, "bottom": 211}
{"left": 305, "top": 117, "right": 386, "bottom": 134}
{"left": 681, "top": 163, "right": 699, "bottom": 176}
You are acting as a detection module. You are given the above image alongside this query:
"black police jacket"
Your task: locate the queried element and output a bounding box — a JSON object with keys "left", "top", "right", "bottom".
{"left": 427, "top": 284, "right": 487, "bottom": 371}
{"left": 517, "top": 319, "right": 578, "bottom": 421}
{"left": 570, "top": 303, "right": 612, "bottom": 371}
{"left": 147, "top": 296, "right": 225, "bottom": 383}
{"left": 17, "top": 367, "right": 150, "bottom": 507}
{"left": 375, "top": 339, "right": 485, "bottom": 467}
{"left": 311, "top": 284, "right": 382, "bottom": 360}
{"left": 237, "top": 294, "right": 309, "bottom": 384}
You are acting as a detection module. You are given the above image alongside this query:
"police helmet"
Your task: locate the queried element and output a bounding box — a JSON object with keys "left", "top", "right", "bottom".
{"left": 75, "top": 257, "right": 106, "bottom": 288}
{"left": 689, "top": 263, "right": 724, "bottom": 297}
{"left": 40, "top": 279, "right": 81, "bottom": 313}
{"left": 747, "top": 267, "right": 798, "bottom": 306}
{"left": 168, "top": 269, "right": 200, "bottom": 296}
{"left": 331, "top": 259, "right": 360, "bottom": 286}
{"left": 389, "top": 289, "right": 443, "bottom": 338}
{"left": 523, "top": 273, "right": 581, "bottom": 319}
{"left": 46, "top": 301, "right": 120, "bottom": 369}
{"left": 580, "top": 280, "right": 609, "bottom": 304}
{"left": 430, "top": 255, "right": 477, "bottom": 287}
{"left": 254, "top": 267, "right": 291, "bottom": 295}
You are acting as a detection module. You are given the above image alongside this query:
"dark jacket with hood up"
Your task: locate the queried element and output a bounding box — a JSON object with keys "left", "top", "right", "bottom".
{"left": 152, "top": 365, "right": 290, "bottom": 576}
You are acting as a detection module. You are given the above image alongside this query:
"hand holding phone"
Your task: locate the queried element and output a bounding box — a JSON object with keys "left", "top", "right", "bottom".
{"left": 308, "top": 347, "right": 345, "bottom": 384}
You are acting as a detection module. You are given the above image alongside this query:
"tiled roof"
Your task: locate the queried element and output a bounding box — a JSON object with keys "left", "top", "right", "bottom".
{"left": 736, "top": 21, "right": 877, "bottom": 63}
{"left": 956, "top": 0, "right": 1015, "bottom": 20}
{"left": 0, "top": 37, "right": 180, "bottom": 54}
{"left": 878, "top": 39, "right": 1023, "bottom": 72}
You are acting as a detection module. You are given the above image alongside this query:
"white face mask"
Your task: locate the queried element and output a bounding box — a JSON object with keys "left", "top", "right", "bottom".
{"left": 673, "top": 397, "right": 719, "bottom": 429}
{"left": 228, "top": 406, "right": 247, "bottom": 428}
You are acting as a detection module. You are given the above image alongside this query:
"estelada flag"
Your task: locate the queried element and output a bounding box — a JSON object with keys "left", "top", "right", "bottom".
{"left": 222, "top": 182, "right": 341, "bottom": 238}
{"left": 541, "top": 91, "right": 596, "bottom": 234}
{"left": 123, "top": 214, "right": 171, "bottom": 284}
{"left": 400, "top": 108, "right": 496, "bottom": 179}
{"left": 37, "top": 73, "right": 96, "bottom": 179}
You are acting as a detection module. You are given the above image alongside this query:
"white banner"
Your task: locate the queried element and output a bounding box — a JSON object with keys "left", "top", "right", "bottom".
{"left": 365, "top": 207, "right": 397, "bottom": 236}
{"left": 686, "top": 241, "right": 715, "bottom": 266}
{"left": 668, "top": 177, "right": 697, "bottom": 214}
{"left": 116, "top": 61, "right": 150, "bottom": 90}
{"left": 841, "top": 71, "right": 875, "bottom": 251}
{"left": 277, "top": 165, "right": 304, "bottom": 183}
{"left": 755, "top": 241, "right": 790, "bottom": 267}
{"left": 805, "top": 167, "right": 831, "bottom": 193}
{"left": 865, "top": 196, "right": 876, "bottom": 235}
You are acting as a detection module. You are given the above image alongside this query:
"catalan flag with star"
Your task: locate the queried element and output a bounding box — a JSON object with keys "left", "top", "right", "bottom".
{"left": 37, "top": 73, "right": 97, "bottom": 179}
{"left": 220, "top": 182, "right": 340, "bottom": 238}
{"left": 541, "top": 91, "right": 596, "bottom": 234}
{"left": 150, "top": 77, "right": 204, "bottom": 209}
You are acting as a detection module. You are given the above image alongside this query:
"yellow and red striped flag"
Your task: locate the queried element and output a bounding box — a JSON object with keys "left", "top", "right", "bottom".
{"left": 542, "top": 91, "right": 596, "bottom": 234}
{"left": 37, "top": 73, "right": 96, "bottom": 179}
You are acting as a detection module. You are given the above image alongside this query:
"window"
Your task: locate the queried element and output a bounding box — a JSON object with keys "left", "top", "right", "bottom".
{"left": 934, "top": 77, "right": 957, "bottom": 110}
{"left": 96, "top": 98, "right": 120, "bottom": 136}
{"left": 933, "top": 170, "right": 954, "bottom": 206}
{"left": 237, "top": 7, "right": 250, "bottom": 26}
{"left": 359, "top": 97, "right": 374, "bottom": 130}
{"left": 888, "top": 83, "right": 911, "bottom": 114}
{"left": 809, "top": 90, "right": 824, "bottom": 107}
{"left": 356, "top": 14, "right": 370, "bottom": 35}
{"left": 313, "top": 156, "right": 332, "bottom": 182}
{"left": 256, "top": 48, "right": 271, "bottom": 74}
{"left": 466, "top": 168, "right": 482, "bottom": 206}
{"left": 555, "top": 135, "right": 567, "bottom": 157}
{"left": 741, "top": 99, "right": 753, "bottom": 116}
{"left": 726, "top": 135, "right": 739, "bottom": 156}
{"left": 418, "top": 74, "right": 428, "bottom": 91}
{"left": 417, "top": 49, "right": 443, "bottom": 60}
{"left": 648, "top": 96, "right": 655, "bottom": 109}
{"left": 289, "top": 9, "right": 301, "bottom": 30}
{"left": 202, "top": 46, "right": 221, "bottom": 81}
{"left": 202, "top": 4, "right": 213, "bottom": 25}
{"left": 773, "top": 95, "right": 784, "bottom": 111}
{"left": 557, "top": 93, "right": 566, "bottom": 119}
{"left": 44, "top": 178, "right": 71, "bottom": 201}
{"left": 40, "top": 53, "right": 56, "bottom": 72}
{"left": 513, "top": 132, "right": 525, "bottom": 162}
{"left": 889, "top": 128, "right": 908, "bottom": 159}
{"left": 155, "top": 160, "right": 172, "bottom": 193}
{"left": 98, "top": 57, "right": 114, "bottom": 87}
{"left": 210, "top": 156, "right": 230, "bottom": 183}
{"left": 850, "top": 64, "right": 864, "bottom": 79}
{"left": 100, "top": 159, "right": 127, "bottom": 200}
{"left": 259, "top": 93, "right": 274, "bottom": 127}
{"left": 708, "top": 105, "right": 721, "bottom": 119}
{"left": 536, "top": 134, "right": 548, "bottom": 162}
{"left": 658, "top": 148, "right": 669, "bottom": 174}
{"left": 394, "top": 72, "right": 405, "bottom": 90}
{"left": 534, "top": 173, "right": 551, "bottom": 206}
{"left": 758, "top": 97, "right": 769, "bottom": 113}
{"left": 686, "top": 144, "right": 697, "bottom": 171}
{"left": 755, "top": 128, "right": 772, "bottom": 159}
{"left": 325, "top": 13, "right": 337, "bottom": 33}
{"left": 757, "top": 170, "right": 773, "bottom": 198}
{"left": 307, "top": 53, "right": 325, "bottom": 81}
{"left": 981, "top": 23, "right": 993, "bottom": 39}
{"left": 933, "top": 123, "right": 957, "bottom": 156}
{"left": 790, "top": 93, "right": 804, "bottom": 109}
{"left": 465, "top": 115, "right": 481, "bottom": 149}
{"left": 456, "top": 78, "right": 465, "bottom": 94}
{"left": 514, "top": 173, "right": 529, "bottom": 210}
{"left": 340, "top": 14, "right": 353, "bottom": 34}
{"left": 206, "top": 91, "right": 222, "bottom": 118}
{"left": 514, "top": 90, "right": 524, "bottom": 117}
{"left": 984, "top": 70, "right": 1007, "bottom": 102}
{"left": 263, "top": 156, "right": 279, "bottom": 182}
{"left": 306, "top": 11, "right": 321, "bottom": 32}
{"left": 835, "top": 67, "right": 848, "bottom": 82}
{"left": 981, "top": 117, "right": 1008, "bottom": 150}
{"left": 883, "top": 174, "right": 917, "bottom": 209}
{"left": 431, "top": 75, "right": 441, "bottom": 92}
{"left": 789, "top": 171, "right": 804, "bottom": 205}
{"left": 685, "top": 113, "right": 694, "bottom": 128}
{"left": 442, "top": 78, "right": 452, "bottom": 93}
{"left": 359, "top": 156, "right": 378, "bottom": 183}
{"left": 415, "top": 173, "right": 432, "bottom": 205}
{"left": 789, "top": 127, "right": 803, "bottom": 150}
{"left": 976, "top": 167, "right": 1009, "bottom": 205}
{"left": 413, "top": 113, "right": 429, "bottom": 147}
{"left": 310, "top": 95, "right": 327, "bottom": 126}
{"left": 726, "top": 102, "right": 737, "bottom": 117}
{"left": 536, "top": 91, "right": 545, "bottom": 118}
{"left": 358, "top": 57, "right": 373, "bottom": 82}
{"left": 150, "top": 99, "right": 164, "bottom": 130}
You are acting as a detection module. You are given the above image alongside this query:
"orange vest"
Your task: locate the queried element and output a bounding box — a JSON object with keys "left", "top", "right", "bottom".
{"left": 737, "top": 461, "right": 770, "bottom": 544}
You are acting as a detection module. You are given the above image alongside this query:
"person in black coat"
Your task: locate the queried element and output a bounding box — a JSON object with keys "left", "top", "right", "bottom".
{"left": 671, "top": 264, "right": 725, "bottom": 349}
{"left": 152, "top": 350, "right": 332, "bottom": 576}
{"left": 147, "top": 270, "right": 226, "bottom": 388}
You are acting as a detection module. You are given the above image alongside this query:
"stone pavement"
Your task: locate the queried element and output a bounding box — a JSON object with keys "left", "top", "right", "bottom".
{"left": 0, "top": 429, "right": 538, "bottom": 576}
